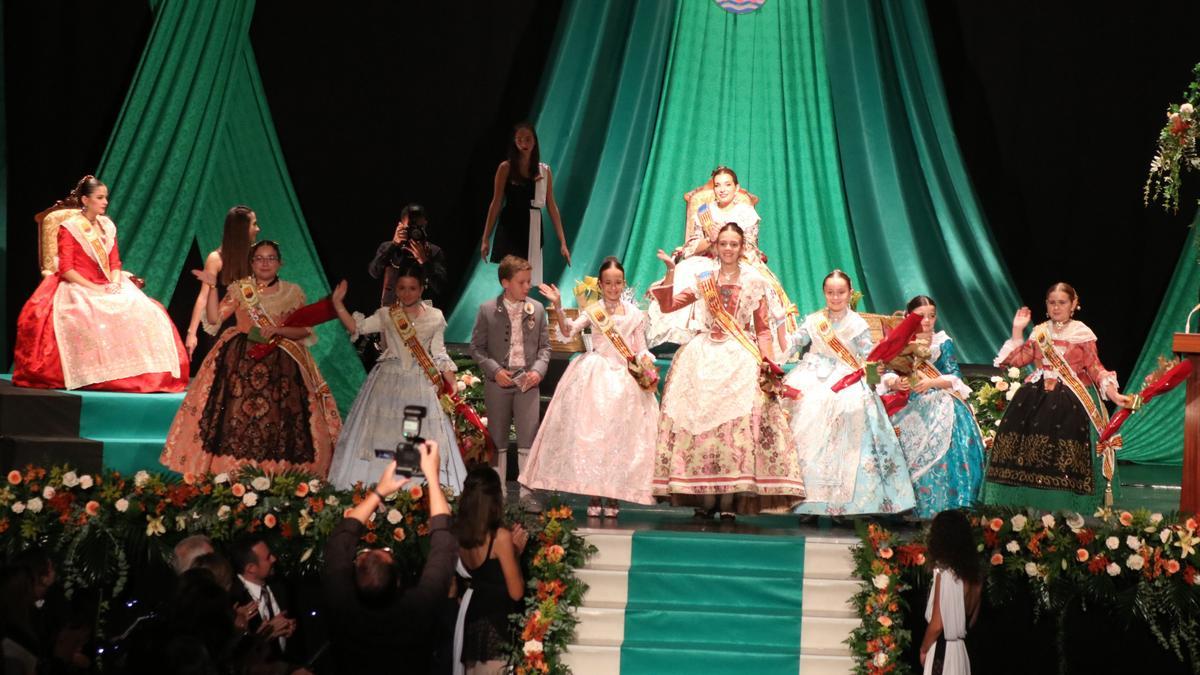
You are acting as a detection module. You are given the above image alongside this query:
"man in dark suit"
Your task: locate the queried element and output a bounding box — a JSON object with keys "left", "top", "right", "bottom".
{"left": 469, "top": 254, "right": 551, "bottom": 505}
{"left": 230, "top": 536, "right": 298, "bottom": 663}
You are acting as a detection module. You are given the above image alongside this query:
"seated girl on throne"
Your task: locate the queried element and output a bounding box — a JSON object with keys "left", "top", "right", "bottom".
{"left": 646, "top": 166, "right": 797, "bottom": 352}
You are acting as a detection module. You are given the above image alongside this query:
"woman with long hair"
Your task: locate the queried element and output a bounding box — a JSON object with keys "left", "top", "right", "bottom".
{"left": 981, "top": 282, "right": 1133, "bottom": 512}
{"left": 919, "top": 509, "right": 982, "bottom": 674}
{"left": 13, "top": 175, "right": 188, "bottom": 392}
{"left": 160, "top": 240, "right": 342, "bottom": 476}
{"left": 479, "top": 121, "right": 571, "bottom": 284}
{"left": 453, "top": 466, "right": 528, "bottom": 674}
{"left": 651, "top": 223, "right": 805, "bottom": 519}
{"left": 184, "top": 206, "right": 259, "bottom": 370}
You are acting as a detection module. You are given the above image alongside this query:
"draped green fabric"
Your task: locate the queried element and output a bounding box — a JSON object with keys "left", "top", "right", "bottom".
{"left": 445, "top": 0, "right": 676, "bottom": 340}
{"left": 821, "top": 0, "right": 1019, "bottom": 362}
{"left": 96, "top": 0, "right": 363, "bottom": 412}
{"left": 623, "top": 0, "right": 860, "bottom": 309}
{"left": 1118, "top": 224, "right": 1198, "bottom": 465}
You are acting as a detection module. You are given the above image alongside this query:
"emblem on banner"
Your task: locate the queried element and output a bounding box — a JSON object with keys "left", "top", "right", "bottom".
{"left": 715, "top": 0, "right": 766, "bottom": 15}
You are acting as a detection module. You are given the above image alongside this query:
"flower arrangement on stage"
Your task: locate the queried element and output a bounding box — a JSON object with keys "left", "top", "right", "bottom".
{"left": 847, "top": 522, "right": 928, "bottom": 674}
{"left": 450, "top": 358, "right": 492, "bottom": 464}
{"left": 850, "top": 508, "right": 1200, "bottom": 673}
{"left": 0, "top": 464, "right": 443, "bottom": 599}
{"left": 967, "top": 366, "right": 1025, "bottom": 448}
{"left": 1145, "top": 62, "right": 1200, "bottom": 213}
{"left": 511, "top": 500, "right": 596, "bottom": 675}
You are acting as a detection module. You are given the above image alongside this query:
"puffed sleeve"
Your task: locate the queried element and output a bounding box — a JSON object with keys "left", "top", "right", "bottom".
{"left": 553, "top": 310, "right": 592, "bottom": 341}
{"left": 1077, "top": 341, "right": 1119, "bottom": 399}
{"left": 937, "top": 338, "right": 974, "bottom": 400}
{"left": 851, "top": 327, "right": 874, "bottom": 360}
{"left": 650, "top": 282, "right": 698, "bottom": 314}
{"left": 350, "top": 310, "right": 384, "bottom": 341}
{"left": 203, "top": 286, "right": 239, "bottom": 334}
{"left": 994, "top": 338, "right": 1038, "bottom": 369}
{"left": 783, "top": 322, "right": 812, "bottom": 361}
{"left": 56, "top": 227, "right": 84, "bottom": 275}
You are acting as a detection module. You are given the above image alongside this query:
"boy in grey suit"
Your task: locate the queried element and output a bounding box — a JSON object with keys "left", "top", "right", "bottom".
{"left": 469, "top": 255, "right": 551, "bottom": 500}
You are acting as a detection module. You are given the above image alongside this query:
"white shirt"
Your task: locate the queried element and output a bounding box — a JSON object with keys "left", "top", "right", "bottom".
{"left": 239, "top": 574, "right": 285, "bottom": 651}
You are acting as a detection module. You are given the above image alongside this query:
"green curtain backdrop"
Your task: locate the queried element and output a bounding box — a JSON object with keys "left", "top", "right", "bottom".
{"left": 623, "top": 0, "right": 861, "bottom": 310}
{"left": 445, "top": 0, "right": 676, "bottom": 340}
{"left": 97, "top": 0, "right": 363, "bottom": 411}
{"left": 821, "top": 0, "right": 1020, "bottom": 362}
{"left": 1118, "top": 224, "right": 1199, "bottom": 465}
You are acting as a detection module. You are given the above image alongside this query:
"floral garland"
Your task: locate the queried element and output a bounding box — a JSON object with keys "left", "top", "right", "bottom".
{"left": 1145, "top": 62, "right": 1200, "bottom": 213}
{"left": 0, "top": 464, "right": 442, "bottom": 599}
{"left": 850, "top": 509, "right": 1200, "bottom": 674}
{"left": 967, "top": 366, "right": 1025, "bottom": 449}
{"left": 511, "top": 501, "right": 597, "bottom": 675}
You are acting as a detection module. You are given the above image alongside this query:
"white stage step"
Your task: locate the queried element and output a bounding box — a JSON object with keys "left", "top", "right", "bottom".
{"left": 565, "top": 528, "right": 860, "bottom": 674}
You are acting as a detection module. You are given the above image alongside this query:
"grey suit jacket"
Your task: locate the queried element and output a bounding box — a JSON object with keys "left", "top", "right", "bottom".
{"left": 469, "top": 294, "right": 551, "bottom": 380}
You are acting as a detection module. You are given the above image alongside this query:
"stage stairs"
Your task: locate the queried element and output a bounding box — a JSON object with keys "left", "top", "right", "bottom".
{"left": 563, "top": 525, "right": 858, "bottom": 675}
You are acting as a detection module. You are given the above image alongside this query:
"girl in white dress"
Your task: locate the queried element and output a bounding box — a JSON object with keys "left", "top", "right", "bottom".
{"left": 327, "top": 264, "right": 467, "bottom": 491}
{"left": 519, "top": 257, "right": 659, "bottom": 517}
{"left": 920, "top": 509, "right": 981, "bottom": 675}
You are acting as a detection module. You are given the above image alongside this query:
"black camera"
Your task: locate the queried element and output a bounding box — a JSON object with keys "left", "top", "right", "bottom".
{"left": 374, "top": 405, "right": 427, "bottom": 477}
{"left": 407, "top": 219, "right": 428, "bottom": 244}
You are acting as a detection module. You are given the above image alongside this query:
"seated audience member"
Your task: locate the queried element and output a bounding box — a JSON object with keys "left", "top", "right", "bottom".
{"left": 321, "top": 441, "right": 456, "bottom": 672}
{"left": 230, "top": 537, "right": 299, "bottom": 664}
{"left": 173, "top": 534, "right": 215, "bottom": 575}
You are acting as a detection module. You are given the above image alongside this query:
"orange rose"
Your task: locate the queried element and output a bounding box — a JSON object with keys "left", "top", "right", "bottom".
{"left": 1119, "top": 511, "right": 1133, "bottom": 527}
{"left": 878, "top": 546, "right": 894, "bottom": 559}
{"left": 364, "top": 531, "right": 377, "bottom": 544}
{"left": 417, "top": 523, "right": 430, "bottom": 536}
{"left": 393, "top": 527, "right": 407, "bottom": 542}
{"left": 7, "top": 470, "right": 21, "bottom": 485}
{"left": 182, "top": 472, "right": 196, "bottom": 485}
{"left": 263, "top": 514, "right": 277, "bottom": 528}
{"left": 989, "top": 518, "right": 1004, "bottom": 532}
{"left": 1165, "top": 559, "right": 1181, "bottom": 575}
{"left": 231, "top": 483, "right": 246, "bottom": 497}
{"left": 85, "top": 501, "right": 101, "bottom": 517}
{"left": 990, "top": 553, "right": 1004, "bottom": 566}
{"left": 295, "top": 482, "right": 310, "bottom": 498}
{"left": 1076, "top": 549, "right": 1089, "bottom": 562}
{"left": 409, "top": 485, "right": 424, "bottom": 500}
{"left": 878, "top": 616, "right": 893, "bottom": 627}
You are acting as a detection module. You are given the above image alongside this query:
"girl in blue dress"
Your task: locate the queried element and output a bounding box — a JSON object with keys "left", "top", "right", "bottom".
{"left": 880, "top": 296, "right": 985, "bottom": 519}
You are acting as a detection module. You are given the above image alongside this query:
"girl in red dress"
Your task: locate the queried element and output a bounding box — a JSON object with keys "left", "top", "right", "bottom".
{"left": 13, "top": 176, "right": 188, "bottom": 392}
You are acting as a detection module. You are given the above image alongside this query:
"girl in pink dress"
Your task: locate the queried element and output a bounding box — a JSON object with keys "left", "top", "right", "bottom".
{"left": 519, "top": 257, "right": 659, "bottom": 516}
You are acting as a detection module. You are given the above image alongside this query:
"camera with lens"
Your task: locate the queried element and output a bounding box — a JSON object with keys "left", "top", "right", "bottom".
{"left": 374, "top": 405, "right": 427, "bottom": 477}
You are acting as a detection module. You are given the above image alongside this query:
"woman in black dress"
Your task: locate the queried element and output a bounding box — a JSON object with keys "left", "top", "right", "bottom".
{"left": 479, "top": 121, "right": 571, "bottom": 284}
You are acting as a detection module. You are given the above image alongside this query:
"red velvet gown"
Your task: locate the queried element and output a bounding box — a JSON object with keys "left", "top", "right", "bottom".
{"left": 13, "top": 216, "right": 188, "bottom": 392}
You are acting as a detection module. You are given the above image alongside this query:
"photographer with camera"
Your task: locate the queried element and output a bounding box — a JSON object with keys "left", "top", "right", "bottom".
{"left": 369, "top": 204, "right": 448, "bottom": 307}
{"left": 321, "top": 440, "right": 455, "bottom": 673}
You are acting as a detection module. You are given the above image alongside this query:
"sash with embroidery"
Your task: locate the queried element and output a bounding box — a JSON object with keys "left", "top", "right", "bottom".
{"left": 913, "top": 361, "right": 968, "bottom": 402}
{"left": 236, "top": 279, "right": 333, "bottom": 402}
{"left": 62, "top": 215, "right": 114, "bottom": 282}
{"left": 583, "top": 303, "right": 657, "bottom": 391}
{"left": 389, "top": 305, "right": 495, "bottom": 464}
{"left": 696, "top": 271, "right": 797, "bottom": 399}
{"left": 812, "top": 314, "right": 862, "bottom": 371}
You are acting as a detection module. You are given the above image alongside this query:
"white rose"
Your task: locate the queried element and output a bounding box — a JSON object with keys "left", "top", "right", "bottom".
{"left": 27, "top": 498, "right": 43, "bottom": 513}
{"left": 1024, "top": 562, "right": 1039, "bottom": 577}
{"left": 214, "top": 473, "right": 229, "bottom": 484}
{"left": 12, "top": 502, "right": 26, "bottom": 514}
{"left": 325, "top": 495, "right": 339, "bottom": 506}
{"left": 480, "top": 416, "right": 488, "bottom": 427}
{"left": 115, "top": 498, "right": 130, "bottom": 513}
{"left": 217, "top": 505, "right": 231, "bottom": 521}
{"left": 1105, "top": 536, "right": 1120, "bottom": 550}
{"left": 308, "top": 479, "right": 322, "bottom": 493}
{"left": 1041, "top": 514, "right": 1056, "bottom": 529}
{"left": 79, "top": 475, "right": 93, "bottom": 490}
{"left": 1006, "top": 385, "right": 1019, "bottom": 401}
{"left": 523, "top": 639, "right": 544, "bottom": 655}
{"left": 1106, "top": 562, "right": 1121, "bottom": 576}
{"left": 1007, "top": 366, "right": 1021, "bottom": 380}
{"left": 872, "top": 574, "right": 890, "bottom": 590}
{"left": 1151, "top": 513, "right": 1164, "bottom": 525}
{"left": 873, "top": 651, "right": 889, "bottom": 667}
{"left": 1011, "top": 514, "right": 1027, "bottom": 532}
{"left": 1006, "top": 541, "right": 1020, "bottom": 553}
{"left": 1160, "top": 529, "right": 1172, "bottom": 545}
{"left": 242, "top": 492, "right": 259, "bottom": 507}
{"left": 1066, "top": 513, "right": 1085, "bottom": 532}
{"left": 251, "top": 476, "right": 271, "bottom": 492}
{"left": 387, "top": 509, "right": 403, "bottom": 525}
{"left": 456, "top": 381, "right": 467, "bottom": 392}
{"left": 42, "top": 486, "right": 55, "bottom": 500}
{"left": 1182, "top": 102, "right": 1195, "bottom": 119}
{"left": 1126, "top": 535, "right": 1142, "bottom": 551}
{"left": 134, "top": 470, "right": 150, "bottom": 488}
{"left": 1127, "top": 554, "right": 1145, "bottom": 571}
{"left": 61, "top": 471, "right": 79, "bottom": 488}
{"left": 990, "top": 375, "right": 1002, "bottom": 383}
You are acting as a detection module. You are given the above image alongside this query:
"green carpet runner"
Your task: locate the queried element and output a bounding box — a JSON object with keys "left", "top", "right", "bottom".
{"left": 620, "top": 530, "right": 806, "bottom": 675}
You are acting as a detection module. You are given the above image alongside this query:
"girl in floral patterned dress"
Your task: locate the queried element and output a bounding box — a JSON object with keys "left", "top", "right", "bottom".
{"left": 784, "top": 271, "right": 916, "bottom": 517}
{"left": 880, "top": 296, "right": 985, "bottom": 519}
{"left": 650, "top": 224, "right": 805, "bottom": 519}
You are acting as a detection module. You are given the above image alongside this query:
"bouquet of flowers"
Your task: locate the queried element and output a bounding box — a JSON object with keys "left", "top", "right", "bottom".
{"left": 1145, "top": 62, "right": 1200, "bottom": 213}
{"left": 970, "top": 366, "right": 1025, "bottom": 448}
